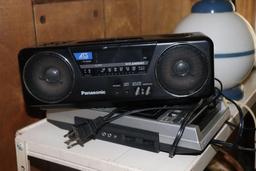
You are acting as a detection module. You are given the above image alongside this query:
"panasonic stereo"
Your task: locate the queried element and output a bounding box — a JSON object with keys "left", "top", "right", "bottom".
{"left": 18, "top": 33, "right": 214, "bottom": 108}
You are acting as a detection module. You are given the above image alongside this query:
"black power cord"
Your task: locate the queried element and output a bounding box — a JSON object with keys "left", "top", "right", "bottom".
{"left": 219, "top": 91, "right": 245, "bottom": 149}
{"left": 212, "top": 140, "right": 256, "bottom": 152}
{"left": 211, "top": 80, "right": 256, "bottom": 171}
{"left": 213, "top": 78, "right": 245, "bottom": 150}
{"left": 169, "top": 99, "right": 205, "bottom": 157}
{"left": 225, "top": 121, "right": 256, "bottom": 131}
{"left": 169, "top": 86, "right": 223, "bottom": 157}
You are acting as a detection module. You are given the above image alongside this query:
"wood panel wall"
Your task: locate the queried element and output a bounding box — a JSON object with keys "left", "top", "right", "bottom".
{"left": 0, "top": 0, "right": 255, "bottom": 171}
{"left": 236, "top": 0, "right": 256, "bottom": 28}
{"left": 32, "top": 0, "right": 199, "bottom": 44}
{"left": 33, "top": 0, "right": 105, "bottom": 43}
{"left": 32, "top": 0, "right": 256, "bottom": 45}
{"left": 104, "top": 0, "right": 141, "bottom": 37}
{"left": 0, "top": 1, "right": 36, "bottom": 171}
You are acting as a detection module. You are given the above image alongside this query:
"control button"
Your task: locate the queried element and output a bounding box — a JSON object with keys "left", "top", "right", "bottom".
{"left": 143, "top": 56, "right": 148, "bottom": 60}
{"left": 119, "top": 66, "right": 124, "bottom": 72}
{"left": 138, "top": 65, "right": 146, "bottom": 71}
{"left": 141, "top": 88, "right": 145, "bottom": 95}
{"left": 107, "top": 67, "right": 112, "bottom": 73}
{"left": 170, "top": 110, "right": 183, "bottom": 117}
{"left": 112, "top": 79, "right": 122, "bottom": 88}
{"left": 100, "top": 68, "right": 106, "bottom": 74}
{"left": 112, "top": 84, "right": 122, "bottom": 88}
{"left": 83, "top": 68, "right": 92, "bottom": 75}
{"left": 114, "top": 91, "right": 120, "bottom": 95}
{"left": 83, "top": 69, "right": 87, "bottom": 75}
{"left": 87, "top": 68, "right": 92, "bottom": 74}
{"left": 123, "top": 82, "right": 130, "bottom": 87}
{"left": 101, "top": 132, "right": 107, "bottom": 137}
{"left": 145, "top": 86, "right": 151, "bottom": 95}
{"left": 142, "top": 82, "right": 153, "bottom": 86}
{"left": 132, "top": 82, "right": 142, "bottom": 86}
{"left": 114, "top": 67, "right": 118, "bottom": 72}
{"left": 131, "top": 66, "right": 137, "bottom": 72}
{"left": 135, "top": 87, "right": 140, "bottom": 96}
{"left": 124, "top": 89, "right": 129, "bottom": 95}
{"left": 113, "top": 135, "right": 118, "bottom": 139}
{"left": 125, "top": 66, "right": 130, "bottom": 72}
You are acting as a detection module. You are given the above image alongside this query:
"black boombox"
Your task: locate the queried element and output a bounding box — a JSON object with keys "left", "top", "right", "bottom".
{"left": 18, "top": 33, "right": 214, "bottom": 108}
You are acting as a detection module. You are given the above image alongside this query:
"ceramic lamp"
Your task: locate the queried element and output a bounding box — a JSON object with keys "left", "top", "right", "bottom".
{"left": 174, "top": 0, "right": 255, "bottom": 99}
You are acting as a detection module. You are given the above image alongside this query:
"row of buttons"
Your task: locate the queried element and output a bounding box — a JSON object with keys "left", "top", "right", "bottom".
{"left": 135, "top": 86, "right": 151, "bottom": 96}
{"left": 82, "top": 65, "right": 147, "bottom": 76}
{"left": 112, "top": 86, "right": 152, "bottom": 96}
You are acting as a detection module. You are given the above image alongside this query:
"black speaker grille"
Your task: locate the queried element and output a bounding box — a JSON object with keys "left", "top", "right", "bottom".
{"left": 23, "top": 52, "right": 75, "bottom": 103}
{"left": 156, "top": 45, "right": 209, "bottom": 96}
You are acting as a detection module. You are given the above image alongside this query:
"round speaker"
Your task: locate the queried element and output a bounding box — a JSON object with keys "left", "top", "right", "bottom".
{"left": 23, "top": 52, "right": 75, "bottom": 103}
{"left": 156, "top": 44, "right": 209, "bottom": 97}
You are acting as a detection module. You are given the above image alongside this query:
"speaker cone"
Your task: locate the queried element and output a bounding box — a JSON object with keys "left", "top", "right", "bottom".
{"left": 156, "top": 45, "right": 209, "bottom": 96}
{"left": 23, "top": 52, "right": 75, "bottom": 103}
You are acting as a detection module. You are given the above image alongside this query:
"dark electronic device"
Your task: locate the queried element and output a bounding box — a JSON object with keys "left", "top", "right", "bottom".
{"left": 18, "top": 33, "right": 214, "bottom": 108}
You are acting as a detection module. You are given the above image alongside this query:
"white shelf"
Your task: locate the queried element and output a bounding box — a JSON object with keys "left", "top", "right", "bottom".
{"left": 15, "top": 68, "right": 256, "bottom": 171}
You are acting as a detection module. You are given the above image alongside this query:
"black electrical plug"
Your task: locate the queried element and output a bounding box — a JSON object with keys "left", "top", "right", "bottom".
{"left": 64, "top": 117, "right": 105, "bottom": 148}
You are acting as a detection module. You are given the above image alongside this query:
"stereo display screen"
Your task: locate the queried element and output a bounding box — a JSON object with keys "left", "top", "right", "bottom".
{"left": 73, "top": 52, "right": 93, "bottom": 61}
{"left": 71, "top": 44, "right": 155, "bottom": 76}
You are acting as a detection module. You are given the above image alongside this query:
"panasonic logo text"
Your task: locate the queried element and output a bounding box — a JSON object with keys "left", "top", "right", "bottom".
{"left": 80, "top": 90, "right": 106, "bottom": 96}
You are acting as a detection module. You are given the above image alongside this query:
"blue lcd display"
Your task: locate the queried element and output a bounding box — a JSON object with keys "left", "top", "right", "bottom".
{"left": 73, "top": 52, "right": 93, "bottom": 61}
